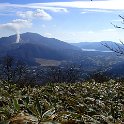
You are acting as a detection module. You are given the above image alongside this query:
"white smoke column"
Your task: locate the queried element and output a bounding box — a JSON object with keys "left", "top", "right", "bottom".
{"left": 12, "top": 19, "right": 32, "bottom": 43}
{"left": 0, "top": 19, "right": 32, "bottom": 43}
{"left": 16, "top": 30, "right": 20, "bottom": 43}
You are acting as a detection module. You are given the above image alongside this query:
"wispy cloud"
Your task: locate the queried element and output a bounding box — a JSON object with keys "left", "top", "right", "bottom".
{"left": 0, "top": 0, "right": 123, "bottom": 12}
{"left": 17, "top": 9, "right": 52, "bottom": 20}
{"left": 0, "top": 3, "right": 69, "bottom": 13}
{"left": 44, "top": 32, "right": 53, "bottom": 38}
{"left": 50, "top": 28, "right": 123, "bottom": 43}
{"left": 26, "top": 0, "right": 124, "bottom": 10}
{"left": 0, "top": 13, "right": 13, "bottom": 16}
{"left": 0, "top": 19, "right": 32, "bottom": 31}
{"left": 112, "top": 19, "right": 123, "bottom": 22}
{"left": 0, "top": 0, "right": 123, "bottom": 18}
{"left": 41, "top": 24, "right": 46, "bottom": 28}
{"left": 81, "top": 12, "right": 87, "bottom": 14}
{"left": 102, "top": 28, "right": 116, "bottom": 32}
{"left": 0, "top": 2, "right": 69, "bottom": 22}
{"left": 81, "top": 9, "right": 114, "bottom": 14}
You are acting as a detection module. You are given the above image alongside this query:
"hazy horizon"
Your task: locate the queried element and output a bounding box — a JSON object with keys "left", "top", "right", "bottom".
{"left": 0, "top": 32, "right": 118, "bottom": 43}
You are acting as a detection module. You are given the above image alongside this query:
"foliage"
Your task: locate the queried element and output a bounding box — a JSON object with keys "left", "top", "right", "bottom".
{"left": 0, "top": 56, "right": 38, "bottom": 87}
{"left": 0, "top": 80, "right": 124, "bottom": 124}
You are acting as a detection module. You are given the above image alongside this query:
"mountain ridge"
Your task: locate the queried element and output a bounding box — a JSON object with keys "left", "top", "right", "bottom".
{"left": 71, "top": 41, "right": 121, "bottom": 51}
{"left": 0, "top": 32, "right": 83, "bottom": 65}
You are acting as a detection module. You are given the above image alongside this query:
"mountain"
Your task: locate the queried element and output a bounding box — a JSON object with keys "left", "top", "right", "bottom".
{"left": 0, "top": 32, "right": 80, "bottom": 50}
{"left": 0, "top": 33, "right": 124, "bottom": 77}
{"left": 71, "top": 41, "right": 121, "bottom": 51}
{"left": 0, "top": 32, "right": 83, "bottom": 65}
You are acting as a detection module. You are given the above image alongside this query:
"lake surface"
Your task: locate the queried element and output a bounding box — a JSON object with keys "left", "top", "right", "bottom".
{"left": 82, "top": 48, "right": 113, "bottom": 52}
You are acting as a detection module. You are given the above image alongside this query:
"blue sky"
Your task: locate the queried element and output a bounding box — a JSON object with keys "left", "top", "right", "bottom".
{"left": 0, "top": 0, "right": 124, "bottom": 43}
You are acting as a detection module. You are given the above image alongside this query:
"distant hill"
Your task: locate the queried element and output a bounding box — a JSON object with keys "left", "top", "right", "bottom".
{"left": 0, "top": 32, "right": 83, "bottom": 65}
{"left": 71, "top": 41, "right": 121, "bottom": 51}
{"left": 0, "top": 33, "right": 124, "bottom": 77}
{"left": 105, "top": 61, "right": 124, "bottom": 77}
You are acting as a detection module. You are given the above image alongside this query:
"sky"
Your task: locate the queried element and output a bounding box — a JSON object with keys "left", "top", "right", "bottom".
{"left": 0, "top": 0, "right": 124, "bottom": 43}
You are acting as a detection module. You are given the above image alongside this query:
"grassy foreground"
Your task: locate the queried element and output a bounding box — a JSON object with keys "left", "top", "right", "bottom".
{"left": 0, "top": 80, "right": 124, "bottom": 124}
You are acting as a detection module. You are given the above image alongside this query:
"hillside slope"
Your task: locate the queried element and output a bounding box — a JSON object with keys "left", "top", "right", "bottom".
{"left": 0, "top": 32, "right": 83, "bottom": 65}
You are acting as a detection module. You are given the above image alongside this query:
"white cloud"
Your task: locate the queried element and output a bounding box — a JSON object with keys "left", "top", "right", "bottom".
{"left": 17, "top": 11, "right": 33, "bottom": 18}
{"left": 17, "top": 9, "right": 52, "bottom": 20}
{"left": 35, "top": 9, "right": 52, "bottom": 20}
{"left": 24, "top": 4, "right": 69, "bottom": 13}
{"left": 41, "top": 24, "right": 46, "bottom": 28}
{"left": 81, "top": 9, "right": 114, "bottom": 14}
{"left": 49, "top": 8, "right": 68, "bottom": 13}
{"left": 112, "top": 19, "right": 122, "bottom": 22}
{"left": 0, "top": 19, "right": 32, "bottom": 43}
{"left": 102, "top": 28, "right": 116, "bottom": 32}
{"left": 0, "top": 13, "right": 13, "bottom": 16}
{"left": 44, "top": 32, "right": 53, "bottom": 38}
{"left": 1, "top": 0, "right": 123, "bottom": 18}
{"left": 0, "top": 3, "right": 68, "bottom": 13}
{"left": 12, "top": 19, "right": 32, "bottom": 29}
{"left": 0, "top": 19, "right": 32, "bottom": 31}
{"left": 27, "top": 0, "right": 124, "bottom": 10}
{"left": 87, "top": 31, "right": 95, "bottom": 34}
{"left": 50, "top": 28, "right": 123, "bottom": 43}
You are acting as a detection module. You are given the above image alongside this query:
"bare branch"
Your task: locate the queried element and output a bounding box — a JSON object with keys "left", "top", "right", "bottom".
{"left": 119, "top": 15, "right": 124, "bottom": 20}
{"left": 102, "top": 42, "right": 124, "bottom": 55}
